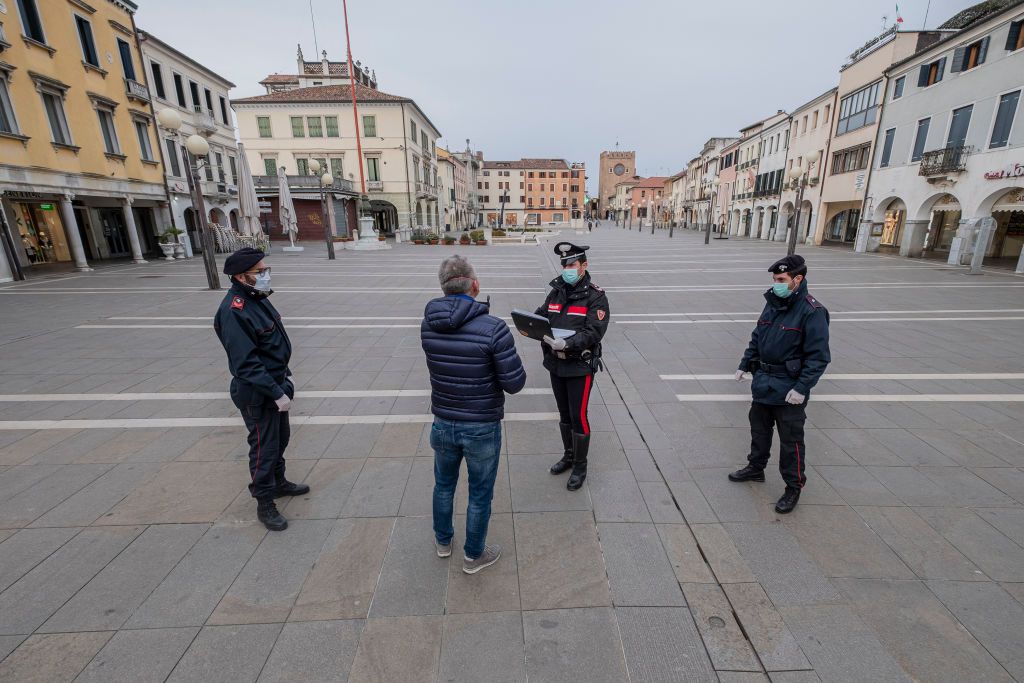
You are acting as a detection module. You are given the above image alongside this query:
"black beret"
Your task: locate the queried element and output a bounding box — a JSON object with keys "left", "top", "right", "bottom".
{"left": 223, "top": 247, "right": 265, "bottom": 275}
{"left": 768, "top": 254, "right": 805, "bottom": 275}
{"left": 553, "top": 241, "right": 590, "bottom": 264}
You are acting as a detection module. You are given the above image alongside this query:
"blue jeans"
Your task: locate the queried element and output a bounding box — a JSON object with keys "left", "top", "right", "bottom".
{"left": 431, "top": 418, "right": 502, "bottom": 560}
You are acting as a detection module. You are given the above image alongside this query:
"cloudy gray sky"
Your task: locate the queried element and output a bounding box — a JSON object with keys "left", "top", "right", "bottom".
{"left": 137, "top": 0, "right": 974, "bottom": 192}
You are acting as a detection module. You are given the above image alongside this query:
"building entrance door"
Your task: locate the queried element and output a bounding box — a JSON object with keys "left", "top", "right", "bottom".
{"left": 99, "top": 209, "right": 131, "bottom": 258}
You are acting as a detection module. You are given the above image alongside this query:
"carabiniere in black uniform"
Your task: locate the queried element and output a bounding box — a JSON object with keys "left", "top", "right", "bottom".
{"left": 729, "top": 254, "right": 830, "bottom": 514}
{"left": 536, "top": 242, "right": 610, "bottom": 490}
{"left": 214, "top": 248, "right": 309, "bottom": 532}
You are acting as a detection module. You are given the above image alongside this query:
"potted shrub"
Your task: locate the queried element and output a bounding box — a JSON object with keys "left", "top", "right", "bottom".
{"left": 427, "top": 233, "right": 440, "bottom": 245}
{"left": 443, "top": 235, "right": 456, "bottom": 245}
{"left": 459, "top": 232, "right": 471, "bottom": 245}
{"left": 160, "top": 227, "right": 184, "bottom": 260}
{"left": 411, "top": 229, "right": 427, "bottom": 245}
{"left": 493, "top": 228, "right": 506, "bottom": 237}
{"left": 469, "top": 229, "right": 486, "bottom": 245}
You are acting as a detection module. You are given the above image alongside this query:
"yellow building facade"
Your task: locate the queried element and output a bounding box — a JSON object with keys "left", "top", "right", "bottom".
{"left": 0, "top": 0, "right": 168, "bottom": 279}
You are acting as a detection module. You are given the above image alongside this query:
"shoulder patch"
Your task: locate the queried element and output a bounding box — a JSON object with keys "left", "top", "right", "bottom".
{"left": 591, "top": 283, "right": 603, "bottom": 292}
{"left": 230, "top": 296, "right": 245, "bottom": 311}
{"left": 805, "top": 294, "right": 823, "bottom": 309}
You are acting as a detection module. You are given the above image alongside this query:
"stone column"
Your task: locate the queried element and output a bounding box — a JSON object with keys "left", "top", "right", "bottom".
{"left": 121, "top": 196, "right": 147, "bottom": 264}
{"left": 59, "top": 193, "right": 93, "bottom": 271}
{"left": 900, "top": 220, "right": 929, "bottom": 258}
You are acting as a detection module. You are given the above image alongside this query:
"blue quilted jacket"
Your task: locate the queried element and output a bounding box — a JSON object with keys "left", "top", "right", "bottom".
{"left": 421, "top": 295, "right": 526, "bottom": 421}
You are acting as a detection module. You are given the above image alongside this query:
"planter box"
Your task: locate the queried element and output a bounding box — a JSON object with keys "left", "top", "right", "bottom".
{"left": 413, "top": 240, "right": 425, "bottom": 245}
{"left": 476, "top": 240, "right": 487, "bottom": 245}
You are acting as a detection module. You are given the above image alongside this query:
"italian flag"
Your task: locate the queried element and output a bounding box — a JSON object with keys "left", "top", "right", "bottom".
{"left": 896, "top": 4, "right": 904, "bottom": 23}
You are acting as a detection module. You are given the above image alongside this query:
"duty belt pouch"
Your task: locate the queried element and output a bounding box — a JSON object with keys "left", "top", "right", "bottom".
{"left": 785, "top": 359, "right": 802, "bottom": 379}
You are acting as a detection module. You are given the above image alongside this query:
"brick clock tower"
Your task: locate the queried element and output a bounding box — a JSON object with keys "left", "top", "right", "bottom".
{"left": 598, "top": 150, "right": 636, "bottom": 217}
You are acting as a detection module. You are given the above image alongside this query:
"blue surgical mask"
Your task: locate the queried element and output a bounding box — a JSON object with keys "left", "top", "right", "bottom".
{"left": 254, "top": 272, "right": 272, "bottom": 292}
{"left": 561, "top": 268, "right": 580, "bottom": 285}
{"left": 771, "top": 282, "right": 792, "bottom": 298}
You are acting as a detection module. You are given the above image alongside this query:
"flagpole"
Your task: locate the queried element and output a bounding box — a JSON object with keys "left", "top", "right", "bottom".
{"left": 342, "top": 0, "right": 367, "bottom": 197}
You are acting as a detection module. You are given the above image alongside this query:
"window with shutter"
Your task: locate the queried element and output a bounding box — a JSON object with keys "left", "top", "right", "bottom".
{"left": 951, "top": 46, "right": 966, "bottom": 72}
{"left": 1006, "top": 19, "right": 1023, "bottom": 51}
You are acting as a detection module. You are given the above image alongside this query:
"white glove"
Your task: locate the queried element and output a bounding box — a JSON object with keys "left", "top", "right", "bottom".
{"left": 287, "top": 375, "right": 295, "bottom": 383}
{"left": 735, "top": 370, "right": 747, "bottom": 381}
{"left": 543, "top": 335, "right": 567, "bottom": 351}
{"left": 785, "top": 389, "right": 805, "bottom": 405}
{"left": 274, "top": 395, "right": 292, "bottom": 412}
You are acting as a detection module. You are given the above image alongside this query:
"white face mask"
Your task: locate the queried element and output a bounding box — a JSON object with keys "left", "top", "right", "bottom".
{"left": 253, "top": 272, "right": 272, "bottom": 291}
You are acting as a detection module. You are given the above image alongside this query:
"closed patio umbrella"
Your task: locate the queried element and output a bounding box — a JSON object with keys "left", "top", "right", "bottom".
{"left": 278, "top": 168, "right": 300, "bottom": 249}
{"left": 236, "top": 143, "right": 263, "bottom": 238}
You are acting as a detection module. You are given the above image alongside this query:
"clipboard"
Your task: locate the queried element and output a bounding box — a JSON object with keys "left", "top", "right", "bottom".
{"left": 511, "top": 309, "right": 576, "bottom": 342}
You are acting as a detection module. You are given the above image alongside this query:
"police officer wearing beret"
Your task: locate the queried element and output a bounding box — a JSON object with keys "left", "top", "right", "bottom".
{"left": 536, "top": 242, "right": 610, "bottom": 490}
{"left": 214, "top": 248, "right": 309, "bottom": 531}
{"left": 728, "top": 254, "right": 830, "bottom": 514}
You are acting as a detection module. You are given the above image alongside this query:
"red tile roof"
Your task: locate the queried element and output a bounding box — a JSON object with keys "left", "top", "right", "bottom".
{"left": 634, "top": 176, "right": 668, "bottom": 189}
{"left": 232, "top": 84, "right": 407, "bottom": 105}
{"left": 258, "top": 74, "right": 300, "bottom": 85}
{"left": 483, "top": 158, "right": 570, "bottom": 170}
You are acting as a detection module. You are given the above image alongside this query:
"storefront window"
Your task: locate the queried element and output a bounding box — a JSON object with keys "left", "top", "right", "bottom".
{"left": 826, "top": 209, "right": 860, "bottom": 242}
{"left": 926, "top": 209, "right": 961, "bottom": 251}
{"left": 14, "top": 202, "right": 71, "bottom": 264}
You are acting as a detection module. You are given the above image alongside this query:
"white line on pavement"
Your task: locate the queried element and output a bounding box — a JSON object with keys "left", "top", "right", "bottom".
{"left": 0, "top": 412, "right": 561, "bottom": 430}
{"left": 617, "top": 316, "right": 1024, "bottom": 324}
{"left": 617, "top": 309, "right": 1024, "bottom": 317}
{"left": 662, "top": 373, "right": 1024, "bottom": 381}
{"left": 0, "top": 388, "right": 553, "bottom": 402}
{"left": 676, "top": 394, "right": 1024, "bottom": 402}
{"left": 76, "top": 324, "right": 425, "bottom": 329}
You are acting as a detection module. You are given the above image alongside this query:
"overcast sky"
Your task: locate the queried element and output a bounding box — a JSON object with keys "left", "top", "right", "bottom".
{"left": 137, "top": 0, "right": 974, "bottom": 193}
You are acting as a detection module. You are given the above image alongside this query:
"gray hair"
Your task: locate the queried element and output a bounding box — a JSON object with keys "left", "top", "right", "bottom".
{"left": 438, "top": 255, "right": 477, "bottom": 295}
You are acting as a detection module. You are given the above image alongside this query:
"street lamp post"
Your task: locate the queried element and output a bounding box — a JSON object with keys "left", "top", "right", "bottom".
{"left": 308, "top": 159, "right": 336, "bottom": 260}
{"left": 705, "top": 179, "right": 720, "bottom": 245}
{"left": 628, "top": 201, "right": 634, "bottom": 230}
{"left": 498, "top": 190, "right": 508, "bottom": 229}
{"left": 786, "top": 151, "right": 820, "bottom": 256}
{"left": 669, "top": 196, "right": 675, "bottom": 238}
{"left": 157, "top": 108, "right": 220, "bottom": 290}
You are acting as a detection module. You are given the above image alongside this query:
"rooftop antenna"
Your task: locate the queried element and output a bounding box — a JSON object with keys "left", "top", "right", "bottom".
{"left": 881, "top": 15, "right": 888, "bottom": 31}
{"left": 309, "top": 0, "right": 319, "bottom": 57}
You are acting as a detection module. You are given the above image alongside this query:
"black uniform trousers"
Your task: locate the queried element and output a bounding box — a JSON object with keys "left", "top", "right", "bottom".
{"left": 233, "top": 379, "right": 294, "bottom": 500}
{"left": 747, "top": 401, "right": 807, "bottom": 490}
{"left": 550, "top": 373, "right": 594, "bottom": 435}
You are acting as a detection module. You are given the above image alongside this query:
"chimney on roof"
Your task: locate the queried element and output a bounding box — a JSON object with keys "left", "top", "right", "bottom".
{"left": 296, "top": 44, "right": 304, "bottom": 72}
{"left": 321, "top": 50, "right": 329, "bottom": 76}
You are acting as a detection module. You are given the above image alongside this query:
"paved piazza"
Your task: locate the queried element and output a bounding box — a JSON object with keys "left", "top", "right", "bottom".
{"left": 1, "top": 226, "right": 1024, "bottom": 682}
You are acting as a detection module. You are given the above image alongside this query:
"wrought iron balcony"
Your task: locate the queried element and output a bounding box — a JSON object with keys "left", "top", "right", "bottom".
{"left": 124, "top": 78, "right": 150, "bottom": 103}
{"left": 919, "top": 145, "right": 971, "bottom": 176}
{"left": 416, "top": 181, "right": 438, "bottom": 198}
{"left": 252, "top": 174, "right": 355, "bottom": 193}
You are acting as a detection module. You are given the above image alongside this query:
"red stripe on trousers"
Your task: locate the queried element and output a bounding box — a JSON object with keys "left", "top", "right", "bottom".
{"left": 580, "top": 375, "right": 592, "bottom": 435}
{"left": 795, "top": 441, "right": 803, "bottom": 488}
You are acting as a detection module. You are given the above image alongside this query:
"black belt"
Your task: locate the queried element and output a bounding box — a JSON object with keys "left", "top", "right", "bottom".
{"left": 757, "top": 362, "right": 789, "bottom": 376}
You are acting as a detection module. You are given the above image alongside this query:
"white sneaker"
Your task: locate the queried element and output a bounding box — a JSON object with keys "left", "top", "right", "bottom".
{"left": 435, "top": 539, "right": 452, "bottom": 558}
{"left": 463, "top": 543, "right": 502, "bottom": 574}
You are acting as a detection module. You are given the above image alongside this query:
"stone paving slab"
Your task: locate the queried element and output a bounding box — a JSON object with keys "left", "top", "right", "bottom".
{"left": 599, "top": 522, "right": 686, "bottom": 607}
{"left": 522, "top": 607, "right": 629, "bottom": 682}
{"left": 258, "top": 619, "right": 364, "bottom": 683}
{"left": 347, "top": 615, "right": 443, "bottom": 683}
{"left": 444, "top": 513, "right": 520, "bottom": 614}
{"left": 723, "top": 583, "right": 812, "bottom": 673}
{"left": 75, "top": 627, "right": 199, "bottom": 683}
{"left": 167, "top": 623, "right": 282, "bottom": 683}
{"left": 439, "top": 611, "right": 526, "bottom": 683}
{"left": 369, "top": 516, "right": 449, "bottom": 617}
{"left": 515, "top": 511, "right": 611, "bottom": 610}
{"left": 616, "top": 606, "right": 717, "bottom": 682}
{"left": 0, "top": 631, "right": 113, "bottom": 683}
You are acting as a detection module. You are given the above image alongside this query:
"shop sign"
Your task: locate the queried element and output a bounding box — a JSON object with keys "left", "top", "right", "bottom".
{"left": 4, "top": 191, "right": 48, "bottom": 201}
{"left": 39, "top": 204, "right": 54, "bottom": 211}
{"left": 984, "top": 163, "right": 1024, "bottom": 180}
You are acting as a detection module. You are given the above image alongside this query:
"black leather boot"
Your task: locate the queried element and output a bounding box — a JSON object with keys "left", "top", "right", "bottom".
{"left": 775, "top": 487, "right": 801, "bottom": 514}
{"left": 257, "top": 498, "right": 288, "bottom": 531}
{"left": 274, "top": 480, "right": 311, "bottom": 497}
{"left": 728, "top": 464, "right": 766, "bottom": 482}
{"left": 549, "top": 422, "right": 574, "bottom": 475}
{"left": 567, "top": 432, "right": 590, "bottom": 491}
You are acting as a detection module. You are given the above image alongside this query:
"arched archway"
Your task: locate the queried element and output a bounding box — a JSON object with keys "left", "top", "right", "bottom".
{"left": 415, "top": 202, "right": 423, "bottom": 228}
{"left": 229, "top": 209, "right": 240, "bottom": 232}
{"left": 917, "top": 193, "right": 962, "bottom": 254}
{"left": 184, "top": 208, "right": 201, "bottom": 252}
{"left": 876, "top": 197, "right": 907, "bottom": 247}
{"left": 209, "top": 207, "right": 227, "bottom": 227}
{"left": 799, "top": 199, "right": 814, "bottom": 244}
{"left": 369, "top": 200, "right": 398, "bottom": 235}
{"left": 731, "top": 208, "right": 741, "bottom": 235}
{"left": 978, "top": 187, "right": 1024, "bottom": 264}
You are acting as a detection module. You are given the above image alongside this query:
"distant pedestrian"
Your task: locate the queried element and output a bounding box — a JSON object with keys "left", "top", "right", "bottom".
{"left": 422, "top": 255, "right": 526, "bottom": 574}
{"left": 587, "top": 220, "right": 593, "bottom": 232}
{"left": 728, "top": 255, "right": 830, "bottom": 513}
{"left": 214, "top": 248, "right": 309, "bottom": 532}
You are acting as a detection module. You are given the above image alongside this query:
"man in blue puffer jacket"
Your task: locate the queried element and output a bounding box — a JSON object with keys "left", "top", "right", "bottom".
{"left": 421, "top": 255, "right": 526, "bottom": 575}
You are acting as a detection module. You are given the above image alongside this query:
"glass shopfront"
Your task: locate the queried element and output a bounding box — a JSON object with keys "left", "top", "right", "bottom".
{"left": 12, "top": 201, "right": 71, "bottom": 265}
{"left": 925, "top": 209, "right": 961, "bottom": 252}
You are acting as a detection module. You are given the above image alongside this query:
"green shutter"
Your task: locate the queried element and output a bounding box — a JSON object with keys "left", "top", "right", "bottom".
{"left": 291, "top": 116, "right": 305, "bottom": 137}
{"left": 325, "top": 116, "right": 339, "bottom": 137}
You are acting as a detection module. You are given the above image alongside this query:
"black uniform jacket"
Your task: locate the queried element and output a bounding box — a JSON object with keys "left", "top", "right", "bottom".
{"left": 535, "top": 272, "right": 610, "bottom": 377}
{"left": 214, "top": 282, "right": 293, "bottom": 402}
{"left": 738, "top": 280, "right": 830, "bottom": 405}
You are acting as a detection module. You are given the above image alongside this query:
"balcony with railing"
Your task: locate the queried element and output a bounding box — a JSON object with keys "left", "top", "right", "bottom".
{"left": 253, "top": 174, "right": 355, "bottom": 193}
{"left": 416, "top": 181, "right": 438, "bottom": 198}
{"left": 193, "top": 109, "right": 218, "bottom": 135}
{"left": 124, "top": 78, "right": 150, "bottom": 103}
{"left": 919, "top": 145, "right": 971, "bottom": 177}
